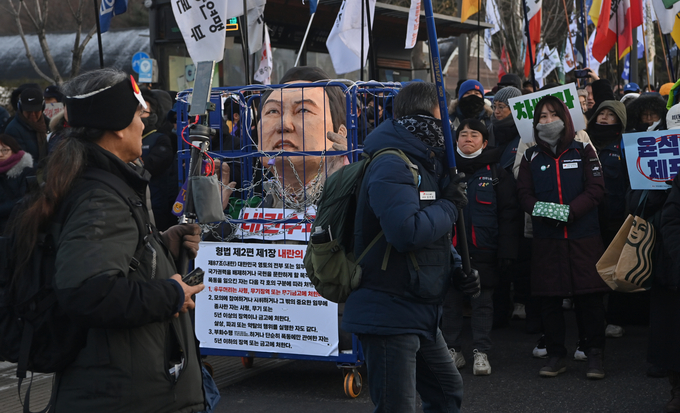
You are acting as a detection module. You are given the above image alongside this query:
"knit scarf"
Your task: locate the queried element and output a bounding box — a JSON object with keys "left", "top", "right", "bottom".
{"left": 18, "top": 111, "right": 47, "bottom": 160}
{"left": 536, "top": 120, "right": 564, "bottom": 154}
{"left": 0, "top": 150, "right": 25, "bottom": 174}
{"left": 396, "top": 114, "right": 445, "bottom": 148}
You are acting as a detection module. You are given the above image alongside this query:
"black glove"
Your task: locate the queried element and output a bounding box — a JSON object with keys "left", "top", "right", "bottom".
{"left": 452, "top": 267, "right": 481, "bottom": 297}
{"left": 442, "top": 172, "right": 468, "bottom": 209}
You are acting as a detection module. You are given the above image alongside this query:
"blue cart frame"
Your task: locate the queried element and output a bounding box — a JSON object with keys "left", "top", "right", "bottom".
{"left": 175, "top": 81, "right": 402, "bottom": 397}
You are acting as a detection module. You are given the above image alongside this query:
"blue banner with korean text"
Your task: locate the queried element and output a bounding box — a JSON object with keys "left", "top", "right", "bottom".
{"left": 623, "top": 130, "right": 680, "bottom": 190}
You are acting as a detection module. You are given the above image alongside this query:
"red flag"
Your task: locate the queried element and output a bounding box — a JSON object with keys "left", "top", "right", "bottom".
{"left": 630, "top": 0, "right": 643, "bottom": 28}
{"left": 524, "top": 9, "right": 542, "bottom": 78}
{"left": 498, "top": 46, "right": 509, "bottom": 82}
{"left": 592, "top": 0, "right": 615, "bottom": 62}
{"left": 592, "top": 0, "right": 643, "bottom": 62}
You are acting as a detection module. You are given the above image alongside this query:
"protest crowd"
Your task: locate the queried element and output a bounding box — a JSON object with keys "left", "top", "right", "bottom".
{"left": 3, "top": 2, "right": 680, "bottom": 413}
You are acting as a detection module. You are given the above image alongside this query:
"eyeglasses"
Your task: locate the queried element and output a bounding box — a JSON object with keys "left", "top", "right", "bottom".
{"left": 0, "top": 148, "right": 11, "bottom": 154}
{"left": 492, "top": 104, "right": 509, "bottom": 111}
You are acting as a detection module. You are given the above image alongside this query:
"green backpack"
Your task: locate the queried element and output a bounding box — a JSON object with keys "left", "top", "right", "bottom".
{"left": 304, "top": 148, "right": 419, "bottom": 303}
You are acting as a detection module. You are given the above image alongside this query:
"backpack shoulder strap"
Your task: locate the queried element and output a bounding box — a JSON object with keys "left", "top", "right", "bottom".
{"left": 80, "top": 168, "right": 150, "bottom": 272}
{"left": 356, "top": 149, "right": 420, "bottom": 269}
{"left": 371, "top": 148, "right": 419, "bottom": 186}
{"left": 491, "top": 164, "right": 499, "bottom": 187}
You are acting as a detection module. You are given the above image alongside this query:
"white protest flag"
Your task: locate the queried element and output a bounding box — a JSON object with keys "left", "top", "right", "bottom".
{"left": 484, "top": 29, "right": 493, "bottom": 70}
{"left": 247, "top": 0, "right": 267, "bottom": 54}
{"left": 533, "top": 45, "right": 547, "bottom": 79}
{"left": 254, "top": 25, "right": 273, "bottom": 84}
{"left": 651, "top": 0, "right": 680, "bottom": 34}
{"left": 563, "top": 22, "right": 577, "bottom": 73}
{"left": 587, "top": 30, "right": 605, "bottom": 74}
{"left": 326, "top": 0, "right": 377, "bottom": 74}
{"left": 405, "top": 0, "right": 421, "bottom": 49}
{"left": 542, "top": 47, "right": 561, "bottom": 78}
{"left": 485, "top": 0, "right": 502, "bottom": 35}
{"left": 172, "top": 0, "right": 228, "bottom": 62}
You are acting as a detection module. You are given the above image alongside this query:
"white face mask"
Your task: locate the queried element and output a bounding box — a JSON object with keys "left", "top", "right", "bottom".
{"left": 457, "top": 146, "right": 483, "bottom": 158}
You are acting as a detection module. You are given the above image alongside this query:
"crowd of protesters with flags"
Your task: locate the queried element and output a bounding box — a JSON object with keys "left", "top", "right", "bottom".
{"left": 437, "top": 69, "right": 680, "bottom": 412}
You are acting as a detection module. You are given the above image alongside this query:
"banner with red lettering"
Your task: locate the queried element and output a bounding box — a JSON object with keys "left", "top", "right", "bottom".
{"left": 235, "top": 207, "right": 316, "bottom": 241}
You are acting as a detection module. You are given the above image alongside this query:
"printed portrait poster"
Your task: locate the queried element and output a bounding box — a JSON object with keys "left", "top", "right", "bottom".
{"left": 622, "top": 130, "right": 680, "bottom": 190}
{"left": 507, "top": 83, "right": 586, "bottom": 144}
{"left": 194, "top": 242, "right": 339, "bottom": 357}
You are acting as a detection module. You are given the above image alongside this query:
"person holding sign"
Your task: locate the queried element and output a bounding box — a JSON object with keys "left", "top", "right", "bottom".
{"left": 516, "top": 95, "right": 609, "bottom": 380}
{"left": 626, "top": 94, "right": 668, "bottom": 132}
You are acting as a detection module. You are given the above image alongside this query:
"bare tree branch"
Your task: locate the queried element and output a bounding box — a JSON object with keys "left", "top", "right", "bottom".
{"left": 7, "top": 0, "right": 55, "bottom": 83}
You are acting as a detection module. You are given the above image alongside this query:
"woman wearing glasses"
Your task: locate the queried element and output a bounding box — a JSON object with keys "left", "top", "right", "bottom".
{"left": 0, "top": 134, "right": 32, "bottom": 234}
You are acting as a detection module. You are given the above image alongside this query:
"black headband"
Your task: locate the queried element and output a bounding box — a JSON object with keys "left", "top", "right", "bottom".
{"left": 65, "top": 77, "right": 145, "bottom": 131}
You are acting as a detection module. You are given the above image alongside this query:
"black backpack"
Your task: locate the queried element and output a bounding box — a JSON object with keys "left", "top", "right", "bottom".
{"left": 0, "top": 168, "right": 149, "bottom": 413}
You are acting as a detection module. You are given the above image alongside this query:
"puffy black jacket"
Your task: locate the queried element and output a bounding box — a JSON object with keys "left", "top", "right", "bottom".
{"left": 342, "top": 119, "right": 459, "bottom": 340}
{"left": 52, "top": 144, "right": 204, "bottom": 412}
{"left": 453, "top": 148, "right": 520, "bottom": 287}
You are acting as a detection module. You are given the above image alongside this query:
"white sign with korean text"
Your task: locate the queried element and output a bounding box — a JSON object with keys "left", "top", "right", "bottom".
{"left": 235, "top": 207, "right": 315, "bottom": 242}
{"left": 43, "top": 103, "right": 64, "bottom": 120}
{"left": 507, "top": 83, "right": 585, "bottom": 144}
{"left": 623, "top": 130, "right": 679, "bottom": 190}
{"left": 194, "top": 242, "right": 339, "bottom": 357}
{"left": 171, "top": 0, "right": 228, "bottom": 62}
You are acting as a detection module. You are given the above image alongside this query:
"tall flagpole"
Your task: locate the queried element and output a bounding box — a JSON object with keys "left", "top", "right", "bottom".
{"left": 560, "top": 0, "right": 577, "bottom": 70}
{"left": 423, "top": 0, "right": 473, "bottom": 277}
{"left": 360, "top": 0, "right": 365, "bottom": 81}
{"left": 522, "top": 0, "right": 536, "bottom": 87}
{"left": 657, "top": 20, "right": 673, "bottom": 83}
{"left": 93, "top": 0, "right": 104, "bottom": 68}
{"left": 294, "top": 13, "right": 316, "bottom": 67}
{"left": 641, "top": 18, "right": 652, "bottom": 90}
{"left": 477, "top": 0, "right": 481, "bottom": 81}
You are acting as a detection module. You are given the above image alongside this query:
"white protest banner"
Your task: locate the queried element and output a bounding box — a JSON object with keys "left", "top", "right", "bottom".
{"left": 43, "top": 102, "right": 64, "bottom": 120}
{"left": 541, "top": 48, "right": 560, "bottom": 79}
{"left": 622, "top": 130, "right": 680, "bottom": 190}
{"left": 253, "top": 24, "right": 272, "bottom": 84}
{"left": 405, "top": 0, "right": 421, "bottom": 49}
{"left": 171, "top": 0, "right": 228, "bottom": 62}
{"left": 236, "top": 207, "right": 315, "bottom": 241}
{"left": 194, "top": 242, "right": 339, "bottom": 357}
{"left": 507, "top": 83, "right": 585, "bottom": 144}
{"left": 326, "top": 0, "right": 377, "bottom": 74}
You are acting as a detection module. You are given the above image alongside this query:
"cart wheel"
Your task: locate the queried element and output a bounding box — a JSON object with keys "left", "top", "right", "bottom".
{"left": 203, "top": 361, "right": 214, "bottom": 377}
{"left": 343, "top": 370, "right": 362, "bottom": 398}
{"left": 241, "top": 356, "right": 254, "bottom": 368}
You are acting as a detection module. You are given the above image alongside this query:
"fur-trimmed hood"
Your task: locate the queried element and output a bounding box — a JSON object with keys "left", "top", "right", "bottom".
{"left": 4, "top": 151, "right": 33, "bottom": 178}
